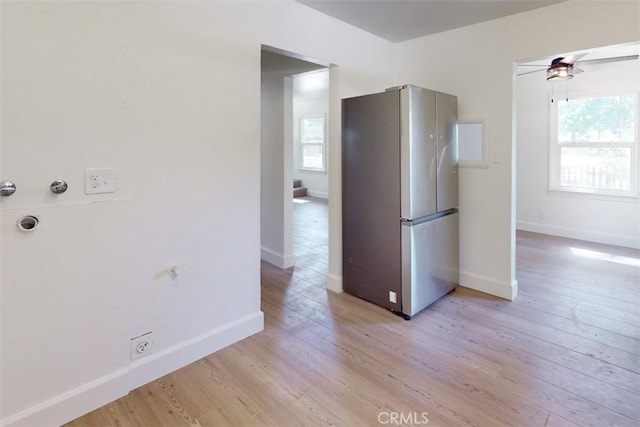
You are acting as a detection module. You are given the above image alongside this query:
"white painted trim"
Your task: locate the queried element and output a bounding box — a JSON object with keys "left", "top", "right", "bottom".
{"left": 129, "top": 311, "right": 264, "bottom": 390}
{"left": 1, "top": 312, "right": 264, "bottom": 427}
{"left": 261, "top": 246, "right": 295, "bottom": 269}
{"left": 460, "top": 271, "right": 517, "bottom": 301}
{"left": 307, "top": 190, "right": 328, "bottom": 199}
{"left": 1, "top": 368, "right": 130, "bottom": 427}
{"left": 325, "top": 273, "right": 343, "bottom": 293}
{"left": 517, "top": 220, "right": 640, "bottom": 249}
{"left": 261, "top": 44, "right": 331, "bottom": 68}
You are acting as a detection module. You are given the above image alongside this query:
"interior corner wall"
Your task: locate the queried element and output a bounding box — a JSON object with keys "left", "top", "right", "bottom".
{"left": 517, "top": 58, "right": 640, "bottom": 249}
{"left": 391, "top": 0, "right": 640, "bottom": 300}
{"left": 261, "top": 71, "right": 294, "bottom": 268}
{"left": 0, "top": 1, "right": 392, "bottom": 425}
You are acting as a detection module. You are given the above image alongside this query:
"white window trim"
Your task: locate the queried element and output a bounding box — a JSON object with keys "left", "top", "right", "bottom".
{"left": 298, "top": 114, "right": 327, "bottom": 173}
{"left": 548, "top": 89, "right": 639, "bottom": 198}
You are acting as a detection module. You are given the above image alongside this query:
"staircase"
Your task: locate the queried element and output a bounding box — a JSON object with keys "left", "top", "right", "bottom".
{"left": 293, "top": 179, "right": 308, "bottom": 198}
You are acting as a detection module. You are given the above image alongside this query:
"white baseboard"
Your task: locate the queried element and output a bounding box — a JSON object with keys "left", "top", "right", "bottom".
{"left": 307, "top": 190, "right": 328, "bottom": 199}
{"left": 460, "top": 271, "right": 517, "bottom": 301}
{"left": 326, "top": 273, "right": 343, "bottom": 293}
{"left": 129, "top": 311, "right": 264, "bottom": 389}
{"left": 517, "top": 221, "right": 640, "bottom": 249}
{"left": 1, "top": 312, "right": 264, "bottom": 427}
{"left": 261, "top": 247, "right": 295, "bottom": 269}
{"left": 1, "top": 369, "right": 130, "bottom": 427}
{"left": 328, "top": 269, "right": 515, "bottom": 300}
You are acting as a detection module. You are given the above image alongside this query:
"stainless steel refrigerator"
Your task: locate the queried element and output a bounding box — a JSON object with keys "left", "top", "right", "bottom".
{"left": 342, "top": 85, "right": 459, "bottom": 319}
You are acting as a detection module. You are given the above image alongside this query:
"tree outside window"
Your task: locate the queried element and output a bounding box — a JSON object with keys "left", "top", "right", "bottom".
{"left": 551, "top": 93, "right": 638, "bottom": 195}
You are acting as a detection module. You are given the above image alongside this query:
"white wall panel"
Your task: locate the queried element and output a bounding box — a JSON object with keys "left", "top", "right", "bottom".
{"left": 0, "top": 1, "right": 392, "bottom": 424}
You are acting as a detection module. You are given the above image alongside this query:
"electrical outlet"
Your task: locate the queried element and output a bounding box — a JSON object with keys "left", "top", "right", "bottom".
{"left": 85, "top": 168, "right": 116, "bottom": 194}
{"left": 130, "top": 331, "right": 154, "bottom": 360}
{"left": 389, "top": 291, "right": 397, "bottom": 304}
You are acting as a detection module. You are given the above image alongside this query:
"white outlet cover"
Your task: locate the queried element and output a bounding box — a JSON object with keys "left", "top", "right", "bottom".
{"left": 85, "top": 168, "right": 116, "bottom": 194}
{"left": 130, "top": 331, "right": 154, "bottom": 360}
{"left": 389, "top": 291, "right": 397, "bottom": 304}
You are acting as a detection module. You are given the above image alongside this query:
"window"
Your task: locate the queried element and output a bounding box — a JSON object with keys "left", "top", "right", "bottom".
{"left": 550, "top": 92, "right": 639, "bottom": 196}
{"left": 299, "top": 115, "right": 326, "bottom": 171}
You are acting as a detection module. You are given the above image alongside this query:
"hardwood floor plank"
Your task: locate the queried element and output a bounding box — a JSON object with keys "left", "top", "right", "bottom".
{"left": 545, "top": 412, "right": 582, "bottom": 427}
{"left": 294, "top": 326, "right": 508, "bottom": 426}
{"left": 498, "top": 365, "right": 638, "bottom": 427}
{"left": 575, "top": 299, "right": 640, "bottom": 329}
{"left": 515, "top": 287, "right": 640, "bottom": 336}
{"left": 297, "top": 319, "right": 550, "bottom": 426}
{"left": 442, "top": 288, "right": 640, "bottom": 372}
{"left": 412, "top": 311, "right": 639, "bottom": 426}
{"left": 422, "top": 299, "right": 640, "bottom": 418}
{"left": 518, "top": 272, "right": 640, "bottom": 314}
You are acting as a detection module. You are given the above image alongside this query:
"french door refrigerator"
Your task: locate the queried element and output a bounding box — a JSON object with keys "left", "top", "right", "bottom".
{"left": 342, "top": 85, "right": 459, "bottom": 319}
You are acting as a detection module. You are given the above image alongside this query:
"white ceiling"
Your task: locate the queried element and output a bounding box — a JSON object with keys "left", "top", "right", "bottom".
{"left": 297, "top": 0, "right": 565, "bottom": 42}
{"left": 294, "top": 0, "right": 637, "bottom": 79}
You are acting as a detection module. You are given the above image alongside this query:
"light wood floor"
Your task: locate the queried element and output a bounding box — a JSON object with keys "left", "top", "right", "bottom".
{"left": 68, "top": 197, "right": 640, "bottom": 426}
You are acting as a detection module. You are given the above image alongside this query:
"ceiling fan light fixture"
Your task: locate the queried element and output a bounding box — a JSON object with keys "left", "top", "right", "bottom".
{"left": 546, "top": 65, "right": 573, "bottom": 81}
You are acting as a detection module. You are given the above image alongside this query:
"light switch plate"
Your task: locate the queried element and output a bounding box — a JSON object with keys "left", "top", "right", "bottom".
{"left": 85, "top": 168, "right": 115, "bottom": 194}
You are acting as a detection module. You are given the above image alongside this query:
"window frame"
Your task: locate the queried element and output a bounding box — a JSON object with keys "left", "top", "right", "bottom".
{"left": 548, "top": 89, "right": 639, "bottom": 198}
{"left": 298, "top": 114, "right": 327, "bottom": 173}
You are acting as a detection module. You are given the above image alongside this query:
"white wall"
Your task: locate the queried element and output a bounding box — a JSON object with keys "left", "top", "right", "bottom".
{"left": 392, "top": 1, "right": 640, "bottom": 299}
{"left": 517, "top": 56, "right": 640, "bottom": 248}
{"left": 261, "top": 70, "right": 294, "bottom": 268}
{"left": 293, "top": 69, "right": 330, "bottom": 199}
{"left": 0, "top": 1, "right": 392, "bottom": 425}
{"left": 8, "top": 1, "right": 635, "bottom": 424}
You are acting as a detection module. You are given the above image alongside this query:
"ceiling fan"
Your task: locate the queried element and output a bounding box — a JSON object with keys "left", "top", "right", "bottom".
{"left": 517, "top": 53, "right": 639, "bottom": 81}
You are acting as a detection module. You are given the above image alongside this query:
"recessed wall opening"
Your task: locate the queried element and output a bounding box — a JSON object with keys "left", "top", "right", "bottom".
{"left": 260, "top": 46, "right": 330, "bottom": 273}
{"left": 514, "top": 42, "right": 640, "bottom": 250}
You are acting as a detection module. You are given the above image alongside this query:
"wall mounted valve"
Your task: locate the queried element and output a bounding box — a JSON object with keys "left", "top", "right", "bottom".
{"left": 50, "top": 179, "right": 68, "bottom": 194}
{"left": 1, "top": 181, "right": 16, "bottom": 196}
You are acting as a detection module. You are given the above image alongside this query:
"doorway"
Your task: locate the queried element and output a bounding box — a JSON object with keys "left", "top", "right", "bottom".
{"left": 514, "top": 43, "right": 640, "bottom": 250}
{"left": 260, "top": 46, "right": 329, "bottom": 271}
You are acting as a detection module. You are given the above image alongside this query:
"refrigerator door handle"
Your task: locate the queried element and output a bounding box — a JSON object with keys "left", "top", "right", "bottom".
{"left": 401, "top": 208, "right": 457, "bottom": 226}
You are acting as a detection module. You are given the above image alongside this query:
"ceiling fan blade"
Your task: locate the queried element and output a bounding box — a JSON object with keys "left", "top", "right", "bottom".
{"left": 576, "top": 54, "right": 639, "bottom": 66}
{"left": 517, "top": 68, "right": 546, "bottom": 76}
{"left": 573, "top": 66, "right": 584, "bottom": 75}
{"left": 559, "top": 53, "right": 587, "bottom": 64}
